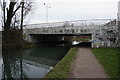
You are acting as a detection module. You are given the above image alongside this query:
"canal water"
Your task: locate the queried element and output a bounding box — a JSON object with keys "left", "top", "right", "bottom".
{"left": 0, "top": 46, "right": 70, "bottom": 79}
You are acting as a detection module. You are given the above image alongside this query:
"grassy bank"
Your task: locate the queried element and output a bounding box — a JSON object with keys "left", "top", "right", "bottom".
{"left": 44, "top": 48, "right": 78, "bottom": 78}
{"left": 92, "top": 48, "right": 119, "bottom": 78}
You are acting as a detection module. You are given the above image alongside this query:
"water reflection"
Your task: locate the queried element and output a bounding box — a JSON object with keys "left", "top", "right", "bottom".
{"left": 1, "top": 46, "right": 70, "bottom": 79}
{"left": 0, "top": 31, "right": 2, "bottom": 79}
{"left": 0, "top": 49, "right": 2, "bottom": 80}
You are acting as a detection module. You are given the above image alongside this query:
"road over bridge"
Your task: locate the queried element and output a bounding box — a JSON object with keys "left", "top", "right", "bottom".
{"left": 23, "top": 19, "right": 119, "bottom": 48}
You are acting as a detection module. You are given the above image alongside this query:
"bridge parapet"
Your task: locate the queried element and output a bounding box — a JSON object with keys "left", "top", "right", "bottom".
{"left": 24, "top": 26, "right": 94, "bottom": 35}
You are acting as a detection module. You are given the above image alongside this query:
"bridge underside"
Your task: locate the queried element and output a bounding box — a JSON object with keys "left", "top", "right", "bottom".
{"left": 30, "top": 34, "right": 91, "bottom": 36}
{"left": 29, "top": 34, "right": 65, "bottom": 44}
{"left": 27, "top": 34, "right": 92, "bottom": 47}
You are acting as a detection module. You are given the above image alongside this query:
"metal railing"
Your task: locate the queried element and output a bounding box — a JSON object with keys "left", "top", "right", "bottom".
{"left": 24, "top": 19, "right": 117, "bottom": 29}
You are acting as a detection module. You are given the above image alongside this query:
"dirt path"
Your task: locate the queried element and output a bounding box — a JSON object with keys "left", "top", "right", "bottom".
{"left": 69, "top": 48, "right": 108, "bottom": 78}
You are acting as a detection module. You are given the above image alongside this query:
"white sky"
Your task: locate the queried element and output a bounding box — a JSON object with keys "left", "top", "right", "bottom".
{"left": 24, "top": 0, "right": 120, "bottom": 24}
{"left": 0, "top": 0, "right": 120, "bottom": 26}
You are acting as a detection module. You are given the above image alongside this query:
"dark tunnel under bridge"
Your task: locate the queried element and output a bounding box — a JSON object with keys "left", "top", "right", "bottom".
{"left": 29, "top": 34, "right": 92, "bottom": 47}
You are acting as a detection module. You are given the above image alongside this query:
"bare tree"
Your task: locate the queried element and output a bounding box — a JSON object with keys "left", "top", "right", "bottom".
{"left": 0, "top": 0, "right": 33, "bottom": 42}
{"left": 0, "top": 0, "right": 33, "bottom": 30}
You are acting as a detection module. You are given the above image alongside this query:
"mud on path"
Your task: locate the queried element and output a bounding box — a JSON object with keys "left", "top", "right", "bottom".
{"left": 69, "top": 48, "right": 108, "bottom": 78}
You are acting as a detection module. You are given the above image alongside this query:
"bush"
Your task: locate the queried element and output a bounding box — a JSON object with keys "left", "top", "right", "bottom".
{"left": 3, "top": 30, "right": 23, "bottom": 43}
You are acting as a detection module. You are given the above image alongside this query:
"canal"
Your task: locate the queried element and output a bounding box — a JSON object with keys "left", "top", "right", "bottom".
{"left": 0, "top": 46, "right": 70, "bottom": 79}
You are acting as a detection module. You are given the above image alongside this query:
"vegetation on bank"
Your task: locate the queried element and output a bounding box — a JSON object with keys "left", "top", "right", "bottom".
{"left": 2, "top": 30, "right": 36, "bottom": 49}
{"left": 65, "top": 36, "right": 91, "bottom": 42}
{"left": 44, "top": 48, "right": 78, "bottom": 78}
{"left": 92, "top": 48, "right": 119, "bottom": 78}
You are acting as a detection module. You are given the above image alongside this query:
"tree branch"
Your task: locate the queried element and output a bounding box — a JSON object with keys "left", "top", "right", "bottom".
{"left": 11, "top": 3, "right": 22, "bottom": 18}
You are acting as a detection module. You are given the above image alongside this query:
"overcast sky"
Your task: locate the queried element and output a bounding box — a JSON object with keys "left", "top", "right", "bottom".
{"left": 0, "top": 0, "right": 120, "bottom": 26}
{"left": 23, "top": 0, "right": 120, "bottom": 24}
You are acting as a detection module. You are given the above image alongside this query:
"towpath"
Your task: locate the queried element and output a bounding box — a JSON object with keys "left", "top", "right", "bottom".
{"left": 69, "top": 48, "right": 108, "bottom": 78}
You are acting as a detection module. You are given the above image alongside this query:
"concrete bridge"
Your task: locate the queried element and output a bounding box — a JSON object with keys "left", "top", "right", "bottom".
{"left": 23, "top": 19, "right": 119, "bottom": 48}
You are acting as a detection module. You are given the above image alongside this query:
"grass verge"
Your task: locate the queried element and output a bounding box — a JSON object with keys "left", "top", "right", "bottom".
{"left": 44, "top": 48, "right": 78, "bottom": 78}
{"left": 92, "top": 48, "right": 119, "bottom": 78}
